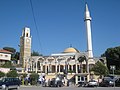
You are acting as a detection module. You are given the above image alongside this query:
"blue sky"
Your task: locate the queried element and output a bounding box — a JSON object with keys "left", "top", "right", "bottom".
{"left": 0, "top": 0, "right": 120, "bottom": 57}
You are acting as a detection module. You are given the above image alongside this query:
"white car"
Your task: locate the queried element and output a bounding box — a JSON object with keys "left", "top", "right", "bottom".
{"left": 88, "top": 80, "right": 98, "bottom": 87}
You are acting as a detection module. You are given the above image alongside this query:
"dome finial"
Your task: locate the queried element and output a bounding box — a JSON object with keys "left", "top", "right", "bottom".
{"left": 70, "top": 44, "right": 72, "bottom": 47}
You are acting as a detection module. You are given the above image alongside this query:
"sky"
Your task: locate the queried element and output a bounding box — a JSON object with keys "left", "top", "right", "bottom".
{"left": 0, "top": 0, "right": 120, "bottom": 57}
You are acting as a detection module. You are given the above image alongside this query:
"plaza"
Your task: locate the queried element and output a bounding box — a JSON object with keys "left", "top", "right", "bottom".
{"left": 19, "top": 86, "right": 120, "bottom": 90}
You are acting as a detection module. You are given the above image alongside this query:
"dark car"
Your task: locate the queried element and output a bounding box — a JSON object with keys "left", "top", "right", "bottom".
{"left": 0, "top": 77, "right": 21, "bottom": 90}
{"left": 99, "top": 77, "right": 114, "bottom": 87}
{"left": 115, "top": 78, "right": 120, "bottom": 87}
{"left": 49, "top": 77, "right": 63, "bottom": 87}
{"left": 78, "top": 81, "right": 86, "bottom": 87}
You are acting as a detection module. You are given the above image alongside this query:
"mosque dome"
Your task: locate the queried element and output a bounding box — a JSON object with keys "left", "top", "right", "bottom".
{"left": 63, "top": 47, "right": 80, "bottom": 53}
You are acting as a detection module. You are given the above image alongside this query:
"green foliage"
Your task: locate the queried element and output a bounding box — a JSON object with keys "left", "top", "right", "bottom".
{"left": 12, "top": 52, "right": 20, "bottom": 61}
{"left": 0, "top": 71, "right": 5, "bottom": 78}
{"left": 22, "top": 73, "right": 27, "bottom": 78}
{"left": 102, "top": 46, "right": 120, "bottom": 70}
{"left": 78, "top": 56, "right": 86, "bottom": 62}
{"left": 115, "top": 69, "right": 120, "bottom": 75}
{"left": 31, "top": 50, "right": 42, "bottom": 56}
{"left": 91, "top": 61, "right": 109, "bottom": 77}
{"left": 3, "top": 47, "right": 16, "bottom": 53}
{"left": 109, "top": 69, "right": 120, "bottom": 75}
{"left": 30, "top": 73, "right": 39, "bottom": 85}
{"left": 68, "top": 70, "right": 74, "bottom": 73}
{"left": 6, "top": 70, "right": 18, "bottom": 77}
{"left": 1, "top": 61, "right": 12, "bottom": 68}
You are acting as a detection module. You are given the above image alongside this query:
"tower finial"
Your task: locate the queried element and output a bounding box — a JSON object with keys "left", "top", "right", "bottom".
{"left": 85, "top": 3, "right": 89, "bottom": 12}
{"left": 84, "top": 3, "right": 91, "bottom": 21}
{"left": 70, "top": 44, "right": 72, "bottom": 47}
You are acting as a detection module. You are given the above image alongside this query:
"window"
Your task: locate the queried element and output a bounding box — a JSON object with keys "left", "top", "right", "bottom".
{"left": 5, "top": 55, "right": 8, "bottom": 57}
{"left": 0, "top": 54, "right": 3, "bottom": 56}
{"left": 26, "top": 33, "right": 28, "bottom": 37}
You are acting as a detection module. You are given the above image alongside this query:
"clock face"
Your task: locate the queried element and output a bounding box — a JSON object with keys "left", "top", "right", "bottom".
{"left": 26, "top": 39, "right": 30, "bottom": 43}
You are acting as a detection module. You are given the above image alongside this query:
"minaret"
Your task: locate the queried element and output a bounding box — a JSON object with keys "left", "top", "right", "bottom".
{"left": 84, "top": 4, "right": 93, "bottom": 58}
{"left": 20, "top": 27, "right": 32, "bottom": 68}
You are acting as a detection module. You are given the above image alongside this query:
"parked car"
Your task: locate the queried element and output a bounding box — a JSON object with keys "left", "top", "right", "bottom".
{"left": 87, "top": 80, "right": 98, "bottom": 87}
{"left": 0, "top": 77, "right": 21, "bottom": 90}
{"left": 115, "top": 78, "right": 120, "bottom": 87}
{"left": 78, "top": 81, "right": 86, "bottom": 87}
{"left": 99, "top": 77, "right": 114, "bottom": 87}
{"left": 100, "top": 76, "right": 120, "bottom": 87}
{"left": 49, "top": 77, "right": 64, "bottom": 87}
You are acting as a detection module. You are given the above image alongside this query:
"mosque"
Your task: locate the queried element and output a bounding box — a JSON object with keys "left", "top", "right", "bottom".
{"left": 19, "top": 4, "right": 105, "bottom": 85}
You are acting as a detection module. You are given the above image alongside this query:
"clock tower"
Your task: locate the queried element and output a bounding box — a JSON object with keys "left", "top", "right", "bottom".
{"left": 20, "top": 27, "right": 31, "bottom": 68}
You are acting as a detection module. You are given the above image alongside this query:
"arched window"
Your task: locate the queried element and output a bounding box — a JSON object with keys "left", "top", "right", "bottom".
{"left": 26, "top": 33, "right": 28, "bottom": 37}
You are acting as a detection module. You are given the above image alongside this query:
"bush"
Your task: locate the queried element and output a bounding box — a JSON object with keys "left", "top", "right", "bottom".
{"left": 30, "top": 73, "right": 39, "bottom": 85}
{"left": 68, "top": 70, "right": 74, "bottom": 73}
{"left": 6, "top": 70, "right": 18, "bottom": 77}
{"left": 115, "top": 70, "right": 120, "bottom": 75}
{"left": 0, "top": 71, "right": 5, "bottom": 78}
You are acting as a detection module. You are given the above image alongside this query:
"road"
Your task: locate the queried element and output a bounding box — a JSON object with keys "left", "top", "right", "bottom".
{"left": 19, "top": 86, "right": 120, "bottom": 90}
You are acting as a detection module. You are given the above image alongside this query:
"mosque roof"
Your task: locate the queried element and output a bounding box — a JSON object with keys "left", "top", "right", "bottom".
{"left": 63, "top": 47, "right": 80, "bottom": 53}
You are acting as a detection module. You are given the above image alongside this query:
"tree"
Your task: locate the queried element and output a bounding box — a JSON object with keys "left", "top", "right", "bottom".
{"left": 6, "top": 70, "right": 18, "bottom": 77}
{"left": 1, "top": 61, "right": 12, "bottom": 68}
{"left": 31, "top": 50, "right": 42, "bottom": 56}
{"left": 12, "top": 52, "right": 20, "bottom": 60}
{"left": 78, "top": 55, "right": 88, "bottom": 73}
{"left": 102, "top": 46, "right": 120, "bottom": 70}
{"left": 3, "top": 47, "right": 16, "bottom": 53}
{"left": 78, "top": 56, "right": 86, "bottom": 62}
{"left": 0, "top": 71, "right": 5, "bottom": 78}
{"left": 30, "top": 73, "right": 39, "bottom": 85}
{"left": 91, "top": 61, "right": 109, "bottom": 78}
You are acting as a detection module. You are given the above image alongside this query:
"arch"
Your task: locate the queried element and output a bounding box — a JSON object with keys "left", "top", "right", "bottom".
{"left": 37, "top": 61, "right": 40, "bottom": 70}
{"left": 46, "top": 56, "right": 55, "bottom": 73}
{"left": 26, "top": 33, "right": 28, "bottom": 37}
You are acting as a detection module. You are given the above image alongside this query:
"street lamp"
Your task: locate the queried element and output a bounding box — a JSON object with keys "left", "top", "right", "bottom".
{"left": 110, "top": 65, "right": 116, "bottom": 88}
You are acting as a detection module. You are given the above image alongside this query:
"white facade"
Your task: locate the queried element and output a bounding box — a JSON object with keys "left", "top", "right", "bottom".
{"left": 23, "top": 47, "right": 95, "bottom": 85}
{"left": 0, "top": 52, "right": 11, "bottom": 61}
{"left": 0, "top": 49, "right": 12, "bottom": 65}
{"left": 84, "top": 4, "right": 93, "bottom": 58}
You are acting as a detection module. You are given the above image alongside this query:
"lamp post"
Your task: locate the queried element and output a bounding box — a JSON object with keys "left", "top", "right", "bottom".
{"left": 110, "top": 65, "right": 116, "bottom": 88}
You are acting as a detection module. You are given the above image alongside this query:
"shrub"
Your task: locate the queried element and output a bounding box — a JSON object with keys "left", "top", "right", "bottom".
{"left": 6, "top": 70, "right": 18, "bottom": 77}
{"left": 30, "top": 73, "right": 39, "bottom": 85}
{"left": 0, "top": 71, "right": 5, "bottom": 78}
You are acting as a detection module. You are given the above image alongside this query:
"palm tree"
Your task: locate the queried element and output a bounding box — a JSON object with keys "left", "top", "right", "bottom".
{"left": 77, "top": 55, "right": 88, "bottom": 73}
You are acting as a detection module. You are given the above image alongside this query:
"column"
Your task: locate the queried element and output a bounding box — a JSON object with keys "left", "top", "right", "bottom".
{"left": 75, "top": 61, "right": 78, "bottom": 85}
{"left": 35, "top": 61, "right": 37, "bottom": 73}
{"left": 55, "top": 62, "right": 57, "bottom": 73}
{"left": 59, "top": 64, "right": 60, "bottom": 73}
{"left": 68, "top": 63, "right": 69, "bottom": 71}
{"left": 41, "top": 63, "right": 43, "bottom": 74}
{"left": 71, "top": 65, "right": 73, "bottom": 71}
{"left": 45, "top": 62, "right": 47, "bottom": 74}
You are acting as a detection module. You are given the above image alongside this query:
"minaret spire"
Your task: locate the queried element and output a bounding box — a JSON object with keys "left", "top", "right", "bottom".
{"left": 84, "top": 3, "right": 91, "bottom": 21}
{"left": 84, "top": 3, "right": 93, "bottom": 58}
{"left": 85, "top": 3, "right": 89, "bottom": 12}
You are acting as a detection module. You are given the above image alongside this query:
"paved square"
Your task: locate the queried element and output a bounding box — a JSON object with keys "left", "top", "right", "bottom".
{"left": 19, "top": 86, "right": 120, "bottom": 90}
